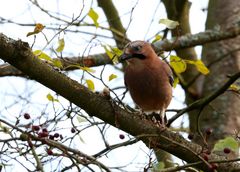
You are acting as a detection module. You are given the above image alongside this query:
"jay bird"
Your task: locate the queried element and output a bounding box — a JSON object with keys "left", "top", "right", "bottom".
{"left": 119, "top": 41, "right": 173, "bottom": 126}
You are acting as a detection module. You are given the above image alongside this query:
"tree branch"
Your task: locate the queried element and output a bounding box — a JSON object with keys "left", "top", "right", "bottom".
{"left": 1, "top": 23, "right": 240, "bottom": 77}
{"left": 1, "top": 33, "right": 240, "bottom": 171}
{"left": 167, "top": 71, "right": 240, "bottom": 126}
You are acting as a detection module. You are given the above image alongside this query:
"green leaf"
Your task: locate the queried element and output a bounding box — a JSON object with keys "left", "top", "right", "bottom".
{"left": 170, "top": 55, "right": 187, "bottom": 73}
{"left": 51, "top": 59, "right": 63, "bottom": 68}
{"left": 46, "top": 93, "right": 59, "bottom": 102}
{"left": 88, "top": 8, "right": 99, "bottom": 27}
{"left": 103, "top": 45, "right": 119, "bottom": 64}
{"left": 213, "top": 136, "right": 239, "bottom": 153}
{"left": 33, "top": 50, "right": 52, "bottom": 61}
{"left": 151, "top": 34, "right": 162, "bottom": 43}
{"left": 153, "top": 162, "right": 165, "bottom": 170}
{"left": 79, "top": 66, "right": 96, "bottom": 73}
{"left": 77, "top": 116, "right": 87, "bottom": 123}
{"left": 86, "top": 79, "right": 95, "bottom": 91}
{"left": 108, "top": 74, "right": 117, "bottom": 81}
{"left": 159, "top": 19, "right": 179, "bottom": 29}
{"left": 194, "top": 60, "right": 210, "bottom": 75}
{"left": 173, "top": 76, "right": 179, "bottom": 88}
{"left": 56, "top": 38, "right": 65, "bottom": 52}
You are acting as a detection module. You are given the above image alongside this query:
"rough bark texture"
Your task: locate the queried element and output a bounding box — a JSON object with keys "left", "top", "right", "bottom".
{"left": 199, "top": 0, "right": 240, "bottom": 150}
{"left": 1, "top": 33, "right": 240, "bottom": 172}
{"left": 97, "top": 0, "right": 129, "bottom": 48}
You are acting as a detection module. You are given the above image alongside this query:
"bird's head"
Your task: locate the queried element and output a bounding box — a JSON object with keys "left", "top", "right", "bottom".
{"left": 119, "top": 41, "right": 156, "bottom": 62}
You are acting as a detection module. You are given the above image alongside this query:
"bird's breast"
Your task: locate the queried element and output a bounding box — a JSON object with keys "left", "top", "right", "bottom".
{"left": 124, "top": 64, "right": 172, "bottom": 111}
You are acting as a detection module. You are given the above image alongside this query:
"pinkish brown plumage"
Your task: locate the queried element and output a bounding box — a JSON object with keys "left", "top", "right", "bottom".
{"left": 119, "top": 41, "right": 173, "bottom": 126}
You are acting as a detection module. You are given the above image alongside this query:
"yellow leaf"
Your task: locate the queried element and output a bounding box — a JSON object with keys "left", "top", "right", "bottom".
{"left": 51, "top": 59, "right": 63, "bottom": 68}
{"left": 194, "top": 60, "right": 209, "bottom": 75}
{"left": 159, "top": 19, "right": 179, "bottom": 29}
{"left": 170, "top": 55, "right": 187, "bottom": 73}
{"left": 56, "top": 38, "right": 65, "bottom": 52}
{"left": 86, "top": 79, "right": 95, "bottom": 91}
{"left": 33, "top": 50, "right": 52, "bottom": 61}
{"left": 152, "top": 35, "right": 162, "bottom": 43}
{"left": 79, "top": 66, "right": 96, "bottom": 73}
{"left": 173, "top": 76, "right": 179, "bottom": 88}
{"left": 88, "top": 8, "right": 99, "bottom": 28}
{"left": 103, "top": 45, "right": 119, "bottom": 64}
{"left": 46, "top": 93, "right": 59, "bottom": 102}
{"left": 27, "top": 23, "right": 45, "bottom": 37}
{"left": 229, "top": 84, "right": 240, "bottom": 91}
{"left": 109, "top": 74, "right": 117, "bottom": 81}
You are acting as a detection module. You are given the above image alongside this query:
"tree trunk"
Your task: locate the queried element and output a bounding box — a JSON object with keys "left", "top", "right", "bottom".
{"left": 198, "top": 0, "right": 240, "bottom": 151}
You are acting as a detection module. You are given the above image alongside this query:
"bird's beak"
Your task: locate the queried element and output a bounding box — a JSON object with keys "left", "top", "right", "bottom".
{"left": 119, "top": 53, "right": 133, "bottom": 62}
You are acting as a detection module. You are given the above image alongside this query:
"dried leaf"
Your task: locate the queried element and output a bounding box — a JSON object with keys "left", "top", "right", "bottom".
{"left": 27, "top": 23, "right": 45, "bottom": 37}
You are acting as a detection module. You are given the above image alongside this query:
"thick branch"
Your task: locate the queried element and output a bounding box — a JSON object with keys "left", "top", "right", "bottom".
{"left": 1, "top": 24, "right": 240, "bottom": 77}
{"left": 0, "top": 33, "right": 240, "bottom": 171}
{"left": 97, "top": 0, "right": 129, "bottom": 48}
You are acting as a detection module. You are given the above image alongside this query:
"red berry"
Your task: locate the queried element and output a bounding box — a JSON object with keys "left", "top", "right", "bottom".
{"left": 223, "top": 147, "right": 231, "bottom": 154}
{"left": 119, "top": 134, "right": 125, "bottom": 139}
{"left": 209, "top": 163, "right": 218, "bottom": 171}
{"left": 32, "top": 125, "right": 40, "bottom": 131}
{"left": 38, "top": 131, "right": 48, "bottom": 138}
{"left": 47, "top": 149, "right": 53, "bottom": 155}
{"left": 205, "top": 150, "right": 211, "bottom": 155}
{"left": 202, "top": 154, "right": 209, "bottom": 161}
{"left": 54, "top": 133, "right": 59, "bottom": 138}
{"left": 188, "top": 133, "right": 194, "bottom": 140}
{"left": 205, "top": 128, "right": 213, "bottom": 135}
{"left": 71, "top": 128, "right": 76, "bottom": 133}
{"left": 23, "top": 113, "right": 31, "bottom": 119}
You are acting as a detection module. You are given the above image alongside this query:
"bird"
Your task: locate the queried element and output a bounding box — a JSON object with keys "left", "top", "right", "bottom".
{"left": 119, "top": 40, "right": 173, "bottom": 126}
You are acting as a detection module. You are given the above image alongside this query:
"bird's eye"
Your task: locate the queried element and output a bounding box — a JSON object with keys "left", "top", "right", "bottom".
{"left": 132, "top": 45, "right": 142, "bottom": 52}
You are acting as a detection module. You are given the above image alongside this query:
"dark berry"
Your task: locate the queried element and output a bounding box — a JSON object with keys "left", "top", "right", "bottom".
{"left": 54, "top": 133, "right": 59, "bottom": 138}
{"left": 188, "top": 133, "right": 194, "bottom": 140}
{"left": 49, "top": 135, "right": 55, "bottom": 140}
{"left": 223, "top": 147, "right": 231, "bottom": 154}
{"left": 23, "top": 113, "right": 31, "bottom": 119}
{"left": 32, "top": 125, "right": 40, "bottom": 131}
{"left": 47, "top": 149, "right": 53, "bottom": 155}
{"left": 119, "top": 134, "right": 125, "bottom": 139}
{"left": 205, "top": 128, "right": 213, "bottom": 135}
{"left": 71, "top": 128, "right": 76, "bottom": 133}
{"left": 60, "top": 134, "right": 63, "bottom": 140}
{"left": 42, "top": 128, "right": 48, "bottom": 133}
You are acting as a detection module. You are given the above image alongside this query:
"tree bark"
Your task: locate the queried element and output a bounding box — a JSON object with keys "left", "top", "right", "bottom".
{"left": 198, "top": 0, "right": 240, "bottom": 151}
